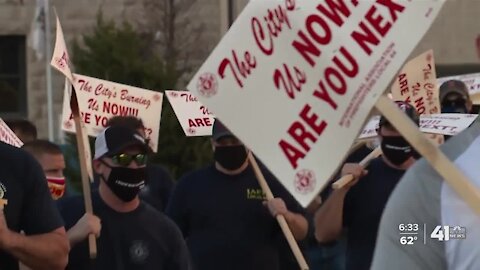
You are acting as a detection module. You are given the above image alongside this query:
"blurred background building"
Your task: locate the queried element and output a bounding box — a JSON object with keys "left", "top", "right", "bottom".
{"left": 0, "top": 0, "right": 479, "bottom": 140}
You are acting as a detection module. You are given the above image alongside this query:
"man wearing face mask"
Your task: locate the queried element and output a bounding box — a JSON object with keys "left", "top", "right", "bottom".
{"left": 59, "top": 126, "right": 190, "bottom": 270}
{"left": 166, "top": 120, "right": 308, "bottom": 270}
{"left": 22, "top": 140, "right": 67, "bottom": 200}
{"left": 313, "top": 101, "right": 419, "bottom": 270}
{"left": 440, "top": 79, "right": 473, "bottom": 114}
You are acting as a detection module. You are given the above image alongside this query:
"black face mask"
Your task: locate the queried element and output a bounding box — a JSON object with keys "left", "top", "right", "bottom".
{"left": 101, "top": 165, "right": 146, "bottom": 202}
{"left": 214, "top": 145, "right": 248, "bottom": 171}
{"left": 442, "top": 97, "right": 469, "bottom": 114}
{"left": 381, "top": 136, "right": 414, "bottom": 166}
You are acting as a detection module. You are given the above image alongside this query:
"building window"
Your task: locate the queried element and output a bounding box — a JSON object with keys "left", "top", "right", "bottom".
{"left": 0, "top": 35, "right": 27, "bottom": 116}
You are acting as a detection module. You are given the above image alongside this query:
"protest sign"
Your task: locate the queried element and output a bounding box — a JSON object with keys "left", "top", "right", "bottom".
{"left": 187, "top": 0, "right": 445, "bottom": 207}
{"left": 0, "top": 118, "right": 23, "bottom": 147}
{"left": 51, "top": 14, "right": 96, "bottom": 258}
{"left": 165, "top": 90, "right": 214, "bottom": 136}
{"left": 391, "top": 50, "right": 443, "bottom": 144}
{"left": 61, "top": 74, "right": 164, "bottom": 152}
{"left": 359, "top": 113, "right": 477, "bottom": 138}
{"left": 420, "top": 113, "right": 478, "bottom": 136}
{"left": 50, "top": 14, "right": 73, "bottom": 82}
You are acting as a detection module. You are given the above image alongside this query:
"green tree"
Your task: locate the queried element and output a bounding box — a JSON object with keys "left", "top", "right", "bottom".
{"left": 65, "top": 13, "right": 212, "bottom": 193}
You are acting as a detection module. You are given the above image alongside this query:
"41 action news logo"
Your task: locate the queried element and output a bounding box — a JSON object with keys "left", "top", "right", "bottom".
{"left": 430, "top": 225, "right": 466, "bottom": 241}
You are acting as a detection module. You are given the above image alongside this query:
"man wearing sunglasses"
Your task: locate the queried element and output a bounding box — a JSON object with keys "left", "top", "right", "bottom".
{"left": 59, "top": 126, "right": 190, "bottom": 270}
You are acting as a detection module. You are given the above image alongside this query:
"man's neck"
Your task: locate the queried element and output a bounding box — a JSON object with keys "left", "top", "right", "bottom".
{"left": 99, "top": 183, "right": 140, "bottom": 213}
{"left": 382, "top": 155, "right": 415, "bottom": 170}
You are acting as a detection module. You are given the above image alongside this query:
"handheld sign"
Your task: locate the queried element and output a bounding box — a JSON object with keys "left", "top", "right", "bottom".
{"left": 0, "top": 119, "right": 23, "bottom": 147}
{"left": 390, "top": 50, "right": 443, "bottom": 144}
{"left": 61, "top": 74, "right": 164, "bottom": 152}
{"left": 186, "top": 0, "right": 446, "bottom": 207}
{"left": 359, "top": 113, "right": 478, "bottom": 139}
{"left": 165, "top": 90, "right": 214, "bottom": 136}
{"left": 51, "top": 14, "right": 96, "bottom": 259}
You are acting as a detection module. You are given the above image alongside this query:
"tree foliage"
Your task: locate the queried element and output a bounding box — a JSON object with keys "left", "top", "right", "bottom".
{"left": 65, "top": 13, "right": 212, "bottom": 192}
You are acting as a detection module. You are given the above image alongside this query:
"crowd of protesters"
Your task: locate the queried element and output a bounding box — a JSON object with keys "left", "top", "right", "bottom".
{"left": 0, "top": 80, "right": 478, "bottom": 270}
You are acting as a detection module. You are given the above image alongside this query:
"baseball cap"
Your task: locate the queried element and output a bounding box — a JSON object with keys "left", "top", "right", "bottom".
{"left": 94, "top": 126, "right": 149, "bottom": 159}
{"left": 439, "top": 80, "right": 469, "bottom": 102}
{"left": 212, "top": 119, "right": 235, "bottom": 141}
{"left": 379, "top": 101, "right": 419, "bottom": 127}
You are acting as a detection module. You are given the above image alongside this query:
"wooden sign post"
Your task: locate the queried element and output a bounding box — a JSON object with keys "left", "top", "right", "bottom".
{"left": 248, "top": 154, "right": 309, "bottom": 270}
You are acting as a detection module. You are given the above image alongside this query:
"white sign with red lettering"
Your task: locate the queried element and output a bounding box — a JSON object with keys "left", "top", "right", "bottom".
{"left": 420, "top": 113, "right": 478, "bottom": 136}
{"left": 391, "top": 50, "right": 443, "bottom": 144}
{"left": 165, "top": 91, "right": 215, "bottom": 136}
{"left": 438, "top": 72, "right": 480, "bottom": 96}
{"left": 0, "top": 118, "right": 23, "bottom": 147}
{"left": 359, "top": 113, "right": 477, "bottom": 138}
{"left": 50, "top": 15, "right": 74, "bottom": 82}
{"left": 186, "top": 0, "right": 444, "bottom": 206}
{"left": 61, "top": 74, "right": 164, "bottom": 152}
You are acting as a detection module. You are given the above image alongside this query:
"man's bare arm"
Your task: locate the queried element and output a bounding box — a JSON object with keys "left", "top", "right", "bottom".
{"left": 0, "top": 210, "right": 69, "bottom": 270}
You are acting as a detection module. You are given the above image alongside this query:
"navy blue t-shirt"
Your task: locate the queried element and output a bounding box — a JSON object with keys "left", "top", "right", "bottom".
{"left": 343, "top": 157, "right": 405, "bottom": 270}
{"left": 59, "top": 192, "right": 190, "bottom": 270}
{"left": 0, "top": 142, "right": 64, "bottom": 270}
{"left": 166, "top": 164, "right": 304, "bottom": 270}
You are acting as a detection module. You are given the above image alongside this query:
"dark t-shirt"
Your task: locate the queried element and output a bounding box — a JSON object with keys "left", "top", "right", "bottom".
{"left": 59, "top": 192, "right": 190, "bottom": 270}
{"left": 166, "top": 164, "right": 304, "bottom": 270}
{"left": 342, "top": 157, "right": 405, "bottom": 270}
{"left": 92, "top": 164, "right": 174, "bottom": 212}
{"left": 0, "top": 142, "right": 64, "bottom": 270}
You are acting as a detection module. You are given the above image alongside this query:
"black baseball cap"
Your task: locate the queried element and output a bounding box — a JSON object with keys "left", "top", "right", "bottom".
{"left": 212, "top": 119, "right": 235, "bottom": 141}
{"left": 439, "top": 80, "right": 470, "bottom": 102}
{"left": 379, "top": 101, "right": 420, "bottom": 127}
{"left": 94, "top": 126, "right": 149, "bottom": 159}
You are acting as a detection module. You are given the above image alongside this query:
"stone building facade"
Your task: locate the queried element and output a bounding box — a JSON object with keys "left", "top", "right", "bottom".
{"left": 0, "top": 0, "right": 479, "bottom": 140}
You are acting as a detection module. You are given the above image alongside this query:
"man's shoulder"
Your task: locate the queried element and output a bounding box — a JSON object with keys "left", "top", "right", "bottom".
{"left": 0, "top": 142, "right": 34, "bottom": 168}
{"left": 177, "top": 165, "right": 215, "bottom": 185}
{"left": 141, "top": 203, "right": 183, "bottom": 234}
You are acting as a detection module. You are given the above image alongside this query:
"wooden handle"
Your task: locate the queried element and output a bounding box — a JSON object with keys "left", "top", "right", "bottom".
{"left": 88, "top": 234, "right": 97, "bottom": 259}
{"left": 248, "top": 154, "right": 309, "bottom": 270}
{"left": 332, "top": 147, "right": 382, "bottom": 189}
{"left": 71, "top": 83, "right": 97, "bottom": 259}
{"left": 375, "top": 95, "right": 480, "bottom": 215}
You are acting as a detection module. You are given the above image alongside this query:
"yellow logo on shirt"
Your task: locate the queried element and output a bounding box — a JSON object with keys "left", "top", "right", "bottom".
{"left": 247, "top": 188, "right": 266, "bottom": 200}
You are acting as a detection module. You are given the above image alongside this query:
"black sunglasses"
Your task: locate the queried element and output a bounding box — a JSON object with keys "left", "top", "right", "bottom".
{"left": 110, "top": 153, "right": 148, "bottom": 167}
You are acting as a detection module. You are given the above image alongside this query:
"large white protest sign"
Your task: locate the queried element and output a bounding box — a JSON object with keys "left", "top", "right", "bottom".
{"left": 187, "top": 0, "right": 445, "bottom": 206}
{"left": 166, "top": 91, "right": 215, "bottom": 136}
{"left": 438, "top": 72, "right": 480, "bottom": 96}
{"left": 61, "top": 74, "right": 164, "bottom": 152}
{"left": 391, "top": 50, "right": 443, "bottom": 144}
{"left": 359, "top": 113, "right": 477, "bottom": 138}
{"left": 0, "top": 119, "right": 23, "bottom": 147}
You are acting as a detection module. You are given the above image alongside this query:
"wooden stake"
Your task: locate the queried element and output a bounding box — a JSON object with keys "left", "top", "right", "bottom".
{"left": 375, "top": 95, "right": 480, "bottom": 215}
{"left": 248, "top": 154, "right": 309, "bottom": 270}
{"left": 332, "top": 147, "right": 382, "bottom": 190}
{"left": 70, "top": 83, "right": 97, "bottom": 259}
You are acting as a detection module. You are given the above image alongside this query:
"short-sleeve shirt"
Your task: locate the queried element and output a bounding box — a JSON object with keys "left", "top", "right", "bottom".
{"left": 59, "top": 192, "right": 190, "bottom": 270}
{"left": 166, "top": 164, "right": 304, "bottom": 270}
{"left": 0, "top": 142, "right": 64, "bottom": 270}
{"left": 371, "top": 119, "right": 480, "bottom": 270}
{"left": 342, "top": 157, "right": 405, "bottom": 270}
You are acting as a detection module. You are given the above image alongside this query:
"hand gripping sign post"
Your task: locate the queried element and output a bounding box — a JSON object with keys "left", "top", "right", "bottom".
{"left": 186, "top": 0, "right": 451, "bottom": 268}
{"left": 50, "top": 13, "right": 97, "bottom": 259}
